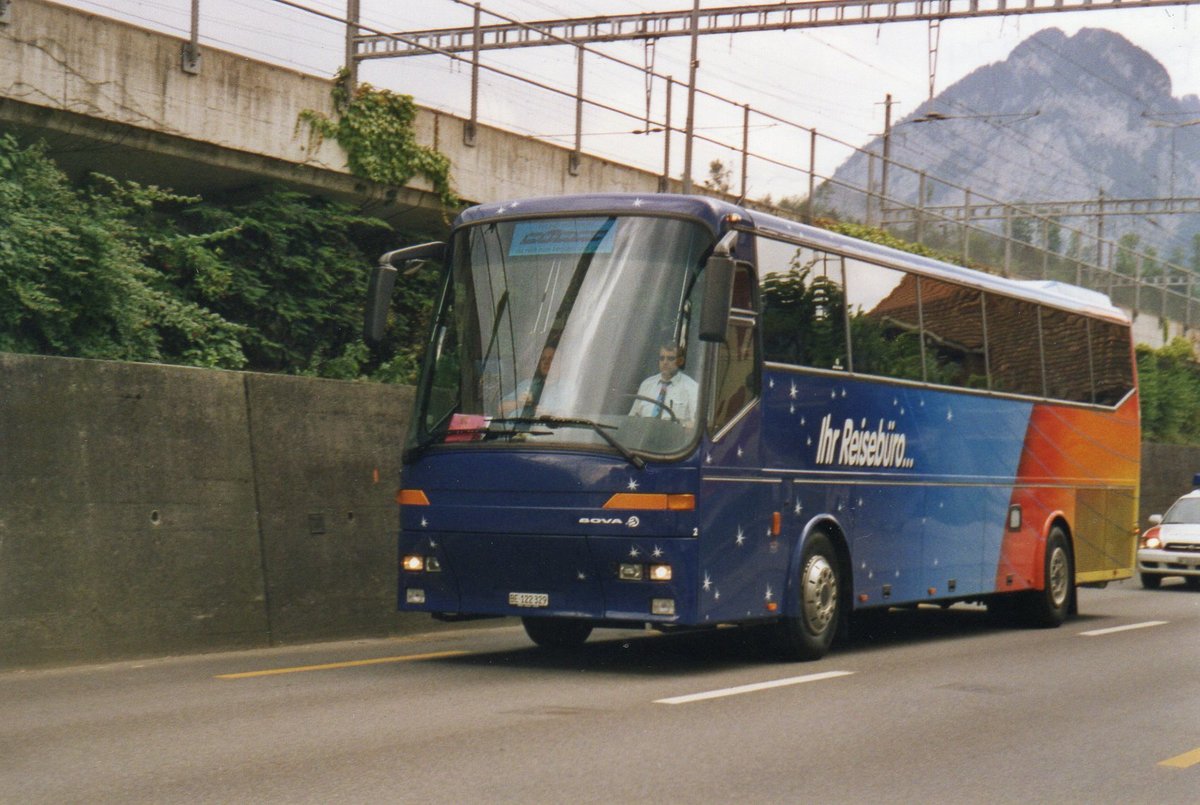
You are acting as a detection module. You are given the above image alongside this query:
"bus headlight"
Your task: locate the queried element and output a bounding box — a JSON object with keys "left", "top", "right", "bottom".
{"left": 648, "top": 563, "right": 673, "bottom": 581}
{"left": 651, "top": 598, "right": 676, "bottom": 616}
{"left": 402, "top": 555, "right": 425, "bottom": 572}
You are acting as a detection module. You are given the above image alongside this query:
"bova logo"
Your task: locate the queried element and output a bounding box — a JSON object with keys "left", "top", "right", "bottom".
{"left": 577, "top": 516, "right": 641, "bottom": 528}
{"left": 815, "top": 414, "right": 916, "bottom": 469}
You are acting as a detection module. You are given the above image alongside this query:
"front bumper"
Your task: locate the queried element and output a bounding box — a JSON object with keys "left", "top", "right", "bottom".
{"left": 398, "top": 531, "right": 699, "bottom": 624}
{"left": 1137, "top": 547, "right": 1200, "bottom": 578}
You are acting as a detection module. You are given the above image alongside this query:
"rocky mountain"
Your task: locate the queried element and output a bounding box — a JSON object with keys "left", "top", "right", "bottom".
{"left": 817, "top": 27, "right": 1200, "bottom": 262}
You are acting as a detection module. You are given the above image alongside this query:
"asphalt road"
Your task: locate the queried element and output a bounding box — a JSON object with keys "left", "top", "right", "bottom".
{"left": 3, "top": 582, "right": 1199, "bottom": 804}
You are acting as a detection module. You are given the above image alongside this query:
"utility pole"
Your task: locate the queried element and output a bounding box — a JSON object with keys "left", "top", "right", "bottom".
{"left": 880, "top": 94, "right": 895, "bottom": 221}
{"left": 343, "top": 0, "right": 360, "bottom": 92}
{"left": 682, "top": 0, "right": 700, "bottom": 194}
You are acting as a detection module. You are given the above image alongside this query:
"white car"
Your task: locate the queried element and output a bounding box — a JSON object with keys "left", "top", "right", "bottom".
{"left": 1138, "top": 489, "right": 1200, "bottom": 590}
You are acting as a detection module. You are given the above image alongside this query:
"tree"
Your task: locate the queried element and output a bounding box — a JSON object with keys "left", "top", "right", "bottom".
{"left": 703, "top": 159, "right": 732, "bottom": 195}
{"left": 0, "top": 133, "right": 444, "bottom": 382}
{"left": 1137, "top": 338, "right": 1200, "bottom": 443}
{"left": 1115, "top": 232, "right": 1142, "bottom": 276}
{"left": 0, "top": 134, "right": 244, "bottom": 367}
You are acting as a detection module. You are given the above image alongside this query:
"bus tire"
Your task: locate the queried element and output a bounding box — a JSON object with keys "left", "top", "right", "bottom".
{"left": 522, "top": 617, "right": 593, "bottom": 649}
{"left": 777, "top": 532, "right": 840, "bottom": 661}
{"left": 1021, "top": 526, "right": 1073, "bottom": 628}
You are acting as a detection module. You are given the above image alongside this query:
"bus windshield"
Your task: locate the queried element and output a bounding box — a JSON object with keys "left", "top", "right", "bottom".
{"left": 411, "top": 214, "right": 713, "bottom": 458}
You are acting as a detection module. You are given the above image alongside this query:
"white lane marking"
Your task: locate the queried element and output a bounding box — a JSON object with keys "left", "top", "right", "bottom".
{"left": 1079, "top": 621, "right": 1168, "bottom": 637}
{"left": 655, "top": 670, "right": 854, "bottom": 705}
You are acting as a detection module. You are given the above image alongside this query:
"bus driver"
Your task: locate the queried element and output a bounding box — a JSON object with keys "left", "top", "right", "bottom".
{"left": 628, "top": 343, "right": 698, "bottom": 426}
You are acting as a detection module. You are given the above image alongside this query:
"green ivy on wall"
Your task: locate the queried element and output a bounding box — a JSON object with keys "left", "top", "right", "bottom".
{"left": 301, "top": 69, "right": 458, "bottom": 209}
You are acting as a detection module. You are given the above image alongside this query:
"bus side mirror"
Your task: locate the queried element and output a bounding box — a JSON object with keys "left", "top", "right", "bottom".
{"left": 698, "top": 253, "right": 735, "bottom": 342}
{"left": 364, "top": 241, "right": 445, "bottom": 346}
{"left": 364, "top": 264, "right": 398, "bottom": 346}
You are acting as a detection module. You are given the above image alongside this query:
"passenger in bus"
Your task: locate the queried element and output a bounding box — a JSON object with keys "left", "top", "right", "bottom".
{"left": 500, "top": 345, "right": 557, "bottom": 417}
{"left": 628, "top": 343, "right": 698, "bottom": 425}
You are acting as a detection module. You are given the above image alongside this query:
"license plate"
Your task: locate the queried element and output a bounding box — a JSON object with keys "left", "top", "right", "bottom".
{"left": 508, "top": 592, "right": 549, "bottom": 608}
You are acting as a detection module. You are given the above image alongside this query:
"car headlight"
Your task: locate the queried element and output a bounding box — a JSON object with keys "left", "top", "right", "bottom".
{"left": 1141, "top": 534, "right": 1163, "bottom": 550}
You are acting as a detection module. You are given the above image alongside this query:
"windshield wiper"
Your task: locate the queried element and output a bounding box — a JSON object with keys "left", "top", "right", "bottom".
{"left": 492, "top": 415, "right": 645, "bottom": 469}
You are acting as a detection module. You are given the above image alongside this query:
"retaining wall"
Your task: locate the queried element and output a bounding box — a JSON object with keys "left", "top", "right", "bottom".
{"left": 0, "top": 352, "right": 412, "bottom": 670}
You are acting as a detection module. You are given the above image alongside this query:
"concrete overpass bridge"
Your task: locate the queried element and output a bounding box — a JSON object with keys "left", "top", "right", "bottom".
{"left": 0, "top": 0, "right": 667, "bottom": 231}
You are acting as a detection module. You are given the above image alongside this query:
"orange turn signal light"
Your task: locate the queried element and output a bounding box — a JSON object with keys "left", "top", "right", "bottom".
{"left": 603, "top": 493, "right": 695, "bottom": 511}
{"left": 396, "top": 489, "right": 430, "bottom": 506}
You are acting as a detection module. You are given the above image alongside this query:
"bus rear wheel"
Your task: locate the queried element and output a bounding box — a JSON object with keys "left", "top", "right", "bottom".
{"left": 1021, "top": 527, "right": 1073, "bottom": 628}
{"left": 522, "top": 617, "right": 593, "bottom": 649}
{"left": 776, "top": 532, "right": 841, "bottom": 661}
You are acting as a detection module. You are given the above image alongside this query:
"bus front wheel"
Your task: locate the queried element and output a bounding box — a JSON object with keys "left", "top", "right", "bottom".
{"left": 522, "top": 617, "right": 593, "bottom": 649}
{"left": 776, "top": 532, "right": 841, "bottom": 661}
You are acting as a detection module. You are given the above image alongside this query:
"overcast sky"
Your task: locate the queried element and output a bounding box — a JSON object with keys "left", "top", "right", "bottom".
{"left": 58, "top": 0, "right": 1200, "bottom": 198}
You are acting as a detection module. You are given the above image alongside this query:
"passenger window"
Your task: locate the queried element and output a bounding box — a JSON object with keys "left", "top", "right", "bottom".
{"left": 1092, "top": 319, "right": 1135, "bottom": 405}
{"left": 1040, "top": 307, "right": 1093, "bottom": 403}
{"left": 986, "top": 294, "right": 1044, "bottom": 396}
{"left": 710, "top": 264, "right": 760, "bottom": 434}
{"left": 758, "top": 237, "right": 848, "bottom": 371}
{"left": 920, "top": 277, "right": 986, "bottom": 389}
{"left": 843, "top": 259, "right": 923, "bottom": 381}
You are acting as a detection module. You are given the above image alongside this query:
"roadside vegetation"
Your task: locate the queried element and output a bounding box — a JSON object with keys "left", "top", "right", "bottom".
{"left": 0, "top": 132, "right": 440, "bottom": 383}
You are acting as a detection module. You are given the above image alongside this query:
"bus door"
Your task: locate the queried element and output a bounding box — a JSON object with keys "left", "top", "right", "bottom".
{"left": 699, "top": 259, "right": 781, "bottom": 622}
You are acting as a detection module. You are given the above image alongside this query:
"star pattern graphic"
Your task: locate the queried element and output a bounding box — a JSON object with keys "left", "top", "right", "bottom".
{"left": 652, "top": 545, "right": 664, "bottom": 558}
{"left": 627, "top": 478, "right": 639, "bottom": 491}
{"left": 702, "top": 572, "right": 713, "bottom": 591}
{"left": 629, "top": 545, "right": 641, "bottom": 558}
{"left": 735, "top": 527, "right": 745, "bottom": 547}
{"left": 420, "top": 517, "right": 428, "bottom": 528}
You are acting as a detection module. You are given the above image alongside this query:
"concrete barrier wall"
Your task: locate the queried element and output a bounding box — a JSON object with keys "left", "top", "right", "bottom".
{"left": 0, "top": 352, "right": 412, "bottom": 670}
{"left": 4, "top": 351, "right": 1200, "bottom": 670}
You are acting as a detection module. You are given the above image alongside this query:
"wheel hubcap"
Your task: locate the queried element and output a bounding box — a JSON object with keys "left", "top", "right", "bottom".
{"left": 801, "top": 554, "right": 837, "bottom": 634}
{"left": 1048, "top": 546, "right": 1069, "bottom": 608}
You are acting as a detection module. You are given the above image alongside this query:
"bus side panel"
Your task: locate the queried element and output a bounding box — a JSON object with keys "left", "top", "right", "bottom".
{"left": 765, "top": 370, "right": 1034, "bottom": 606}
{"left": 999, "top": 392, "right": 1140, "bottom": 587}
{"left": 697, "top": 403, "right": 793, "bottom": 625}
{"left": 839, "top": 482, "right": 925, "bottom": 606}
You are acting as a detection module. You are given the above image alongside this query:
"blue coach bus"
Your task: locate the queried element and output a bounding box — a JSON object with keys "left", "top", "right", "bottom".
{"left": 365, "top": 193, "right": 1139, "bottom": 660}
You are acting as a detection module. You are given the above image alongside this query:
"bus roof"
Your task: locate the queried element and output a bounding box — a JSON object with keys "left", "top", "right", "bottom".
{"left": 455, "top": 193, "right": 1129, "bottom": 324}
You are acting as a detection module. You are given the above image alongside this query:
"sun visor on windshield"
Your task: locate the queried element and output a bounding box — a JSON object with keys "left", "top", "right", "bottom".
{"left": 509, "top": 218, "right": 619, "bottom": 256}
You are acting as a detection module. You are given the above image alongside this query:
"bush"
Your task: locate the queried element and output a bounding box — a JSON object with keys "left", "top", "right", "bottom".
{"left": 0, "top": 133, "right": 443, "bottom": 382}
